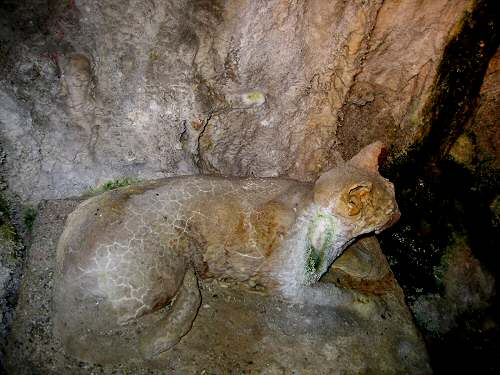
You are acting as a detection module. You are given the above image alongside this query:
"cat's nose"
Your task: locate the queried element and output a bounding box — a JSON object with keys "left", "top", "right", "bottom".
{"left": 375, "top": 208, "right": 400, "bottom": 233}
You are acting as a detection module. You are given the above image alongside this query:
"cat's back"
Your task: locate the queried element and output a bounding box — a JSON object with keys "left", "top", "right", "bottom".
{"left": 56, "top": 175, "right": 311, "bottom": 270}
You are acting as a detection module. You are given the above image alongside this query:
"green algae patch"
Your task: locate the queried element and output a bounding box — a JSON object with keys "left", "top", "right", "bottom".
{"left": 0, "top": 223, "right": 18, "bottom": 244}
{"left": 304, "top": 213, "right": 336, "bottom": 281}
{"left": 85, "top": 177, "right": 143, "bottom": 196}
{"left": 305, "top": 244, "right": 322, "bottom": 275}
{"left": 149, "top": 50, "right": 160, "bottom": 62}
{"left": 241, "top": 91, "right": 265, "bottom": 106}
{"left": 22, "top": 206, "right": 37, "bottom": 233}
{"left": 0, "top": 192, "right": 23, "bottom": 266}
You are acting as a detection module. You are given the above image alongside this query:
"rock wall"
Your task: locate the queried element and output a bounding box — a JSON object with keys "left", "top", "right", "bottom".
{"left": 459, "top": 47, "right": 500, "bottom": 168}
{"left": 1, "top": 0, "right": 201, "bottom": 202}
{"left": 0, "top": 0, "right": 472, "bottom": 202}
{"left": 338, "top": 0, "right": 474, "bottom": 159}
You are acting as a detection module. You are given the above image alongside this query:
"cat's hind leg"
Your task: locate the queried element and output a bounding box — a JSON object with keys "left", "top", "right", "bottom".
{"left": 138, "top": 267, "right": 201, "bottom": 359}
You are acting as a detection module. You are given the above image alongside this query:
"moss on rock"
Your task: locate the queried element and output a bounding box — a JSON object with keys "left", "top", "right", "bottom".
{"left": 85, "top": 177, "right": 143, "bottom": 196}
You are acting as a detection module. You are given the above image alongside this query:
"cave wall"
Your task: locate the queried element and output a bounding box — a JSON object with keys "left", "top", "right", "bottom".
{"left": 0, "top": 0, "right": 472, "bottom": 202}
{"left": 460, "top": 48, "right": 500, "bottom": 168}
{"left": 1, "top": 0, "right": 201, "bottom": 202}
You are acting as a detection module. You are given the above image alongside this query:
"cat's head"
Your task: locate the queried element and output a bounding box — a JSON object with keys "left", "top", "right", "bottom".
{"left": 313, "top": 141, "right": 400, "bottom": 238}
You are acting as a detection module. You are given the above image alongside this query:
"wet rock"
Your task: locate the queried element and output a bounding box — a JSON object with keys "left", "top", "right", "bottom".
{"left": 411, "top": 235, "right": 495, "bottom": 335}
{"left": 491, "top": 195, "right": 500, "bottom": 225}
{"left": 449, "top": 134, "right": 475, "bottom": 167}
{"left": 464, "top": 47, "right": 500, "bottom": 168}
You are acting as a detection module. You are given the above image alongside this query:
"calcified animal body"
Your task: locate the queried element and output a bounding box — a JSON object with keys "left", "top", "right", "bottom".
{"left": 54, "top": 142, "right": 399, "bottom": 363}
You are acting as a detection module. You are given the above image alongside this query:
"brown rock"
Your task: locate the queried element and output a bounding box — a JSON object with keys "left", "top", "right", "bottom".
{"left": 324, "top": 236, "right": 396, "bottom": 295}
{"left": 466, "top": 47, "right": 500, "bottom": 168}
{"left": 338, "top": 0, "right": 471, "bottom": 160}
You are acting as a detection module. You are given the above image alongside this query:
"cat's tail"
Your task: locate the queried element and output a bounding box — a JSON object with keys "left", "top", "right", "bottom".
{"left": 139, "top": 267, "right": 201, "bottom": 359}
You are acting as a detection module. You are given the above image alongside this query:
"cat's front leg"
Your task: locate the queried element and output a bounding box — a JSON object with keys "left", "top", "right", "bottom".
{"left": 138, "top": 267, "right": 201, "bottom": 359}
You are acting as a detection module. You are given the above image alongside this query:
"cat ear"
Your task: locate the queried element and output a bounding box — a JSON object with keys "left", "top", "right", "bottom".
{"left": 346, "top": 182, "right": 372, "bottom": 216}
{"left": 348, "top": 141, "right": 385, "bottom": 172}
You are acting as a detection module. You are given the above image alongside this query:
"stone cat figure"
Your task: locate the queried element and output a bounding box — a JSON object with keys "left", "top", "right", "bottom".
{"left": 53, "top": 141, "right": 400, "bottom": 363}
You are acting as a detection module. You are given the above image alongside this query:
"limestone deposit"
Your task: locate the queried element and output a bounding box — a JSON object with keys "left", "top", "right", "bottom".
{"left": 0, "top": 0, "right": 471, "bottom": 202}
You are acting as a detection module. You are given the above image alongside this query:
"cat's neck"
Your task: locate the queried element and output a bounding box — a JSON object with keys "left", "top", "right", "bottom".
{"left": 269, "top": 204, "right": 355, "bottom": 297}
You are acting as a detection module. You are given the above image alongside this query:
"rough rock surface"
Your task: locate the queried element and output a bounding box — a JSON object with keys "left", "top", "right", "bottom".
{"left": 5, "top": 200, "right": 431, "bottom": 374}
{"left": 0, "top": 0, "right": 200, "bottom": 202}
{"left": 0, "top": 195, "right": 24, "bottom": 369}
{"left": 456, "top": 47, "right": 500, "bottom": 168}
{"left": 0, "top": 0, "right": 471, "bottom": 203}
{"left": 411, "top": 235, "right": 495, "bottom": 335}
{"left": 337, "top": 0, "right": 474, "bottom": 159}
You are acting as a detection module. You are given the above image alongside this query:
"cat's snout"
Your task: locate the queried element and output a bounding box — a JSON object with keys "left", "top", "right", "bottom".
{"left": 375, "top": 207, "right": 400, "bottom": 234}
